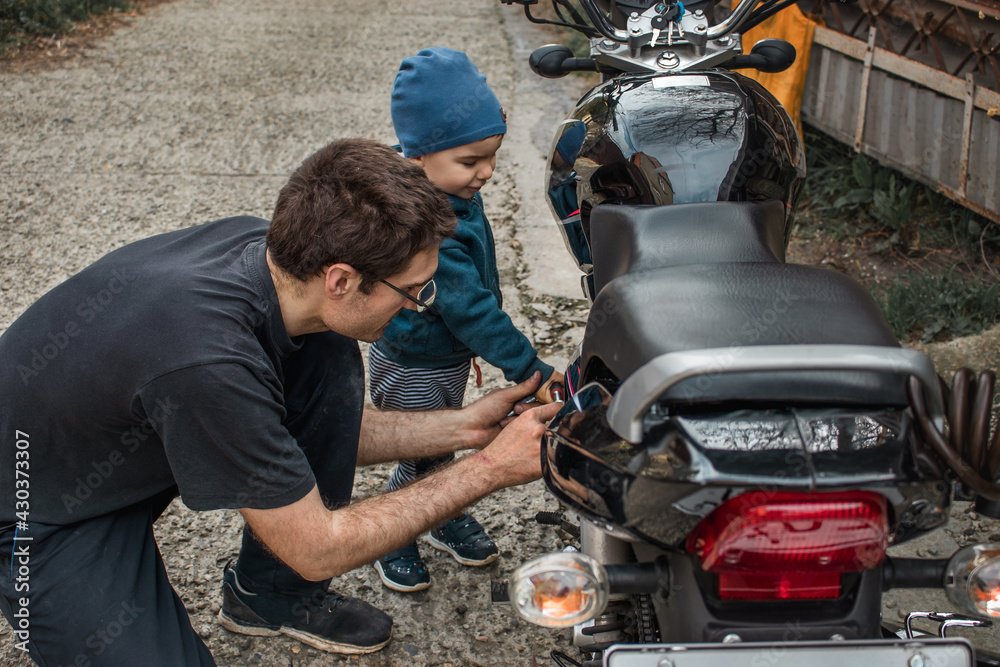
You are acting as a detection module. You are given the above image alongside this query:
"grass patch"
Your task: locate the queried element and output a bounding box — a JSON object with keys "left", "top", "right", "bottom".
{"left": 799, "top": 127, "right": 999, "bottom": 254}
{"left": 1, "top": 0, "right": 131, "bottom": 53}
{"left": 875, "top": 269, "right": 1000, "bottom": 343}
{"left": 797, "top": 126, "right": 1000, "bottom": 343}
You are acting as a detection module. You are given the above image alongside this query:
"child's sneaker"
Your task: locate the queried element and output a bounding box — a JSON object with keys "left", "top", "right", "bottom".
{"left": 374, "top": 542, "right": 431, "bottom": 592}
{"left": 427, "top": 513, "right": 499, "bottom": 566}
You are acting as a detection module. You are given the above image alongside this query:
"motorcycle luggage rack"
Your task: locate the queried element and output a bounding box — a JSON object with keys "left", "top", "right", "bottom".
{"left": 606, "top": 344, "right": 945, "bottom": 444}
{"left": 904, "top": 611, "right": 994, "bottom": 638}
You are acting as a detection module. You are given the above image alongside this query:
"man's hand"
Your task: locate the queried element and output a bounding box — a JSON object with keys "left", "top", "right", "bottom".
{"left": 358, "top": 371, "right": 561, "bottom": 464}
{"left": 473, "top": 399, "right": 561, "bottom": 486}
{"left": 462, "top": 371, "right": 546, "bottom": 448}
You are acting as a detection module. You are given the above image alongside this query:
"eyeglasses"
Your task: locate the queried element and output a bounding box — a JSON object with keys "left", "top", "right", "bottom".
{"left": 380, "top": 278, "right": 436, "bottom": 312}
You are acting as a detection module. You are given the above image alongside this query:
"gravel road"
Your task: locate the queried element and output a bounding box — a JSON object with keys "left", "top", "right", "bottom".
{"left": 3, "top": 0, "right": 1000, "bottom": 665}
{"left": 0, "top": 1, "right": 583, "bottom": 664}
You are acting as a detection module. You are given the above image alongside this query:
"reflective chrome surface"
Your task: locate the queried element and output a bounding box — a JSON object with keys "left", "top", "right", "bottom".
{"left": 545, "top": 71, "right": 805, "bottom": 273}
{"left": 543, "top": 383, "right": 950, "bottom": 550}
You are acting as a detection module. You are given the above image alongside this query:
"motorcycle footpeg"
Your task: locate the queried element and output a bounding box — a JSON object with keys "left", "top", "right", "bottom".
{"left": 490, "top": 578, "right": 510, "bottom": 605}
{"left": 534, "top": 510, "right": 581, "bottom": 539}
{"left": 535, "top": 510, "right": 563, "bottom": 525}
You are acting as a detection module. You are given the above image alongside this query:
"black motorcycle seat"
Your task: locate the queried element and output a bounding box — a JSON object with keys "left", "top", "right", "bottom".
{"left": 590, "top": 201, "right": 787, "bottom": 294}
{"left": 582, "top": 262, "right": 907, "bottom": 406}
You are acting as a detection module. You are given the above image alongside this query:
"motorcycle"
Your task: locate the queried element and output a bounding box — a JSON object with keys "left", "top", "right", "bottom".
{"left": 496, "top": 1, "right": 1000, "bottom": 665}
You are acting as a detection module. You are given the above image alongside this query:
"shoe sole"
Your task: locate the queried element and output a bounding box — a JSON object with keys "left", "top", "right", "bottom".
{"left": 426, "top": 534, "right": 500, "bottom": 567}
{"left": 373, "top": 560, "right": 431, "bottom": 593}
{"left": 217, "top": 609, "right": 391, "bottom": 655}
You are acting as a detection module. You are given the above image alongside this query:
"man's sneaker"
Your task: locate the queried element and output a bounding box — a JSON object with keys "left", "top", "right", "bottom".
{"left": 427, "top": 513, "right": 499, "bottom": 566}
{"left": 218, "top": 563, "right": 392, "bottom": 655}
{"left": 373, "top": 543, "right": 431, "bottom": 592}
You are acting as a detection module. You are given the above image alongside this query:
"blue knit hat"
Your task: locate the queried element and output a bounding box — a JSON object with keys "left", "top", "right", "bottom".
{"left": 391, "top": 47, "right": 507, "bottom": 158}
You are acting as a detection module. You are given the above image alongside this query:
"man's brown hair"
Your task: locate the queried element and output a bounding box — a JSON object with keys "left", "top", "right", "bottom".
{"left": 267, "top": 138, "right": 455, "bottom": 290}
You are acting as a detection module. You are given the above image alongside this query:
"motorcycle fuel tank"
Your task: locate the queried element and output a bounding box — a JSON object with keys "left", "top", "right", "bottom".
{"left": 546, "top": 71, "right": 806, "bottom": 274}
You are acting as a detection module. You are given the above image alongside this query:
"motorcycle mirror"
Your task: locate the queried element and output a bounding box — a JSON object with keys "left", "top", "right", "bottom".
{"left": 529, "top": 45, "right": 575, "bottom": 79}
{"left": 749, "top": 38, "right": 797, "bottom": 73}
{"left": 729, "top": 38, "right": 797, "bottom": 74}
{"left": 528, "top": 44, "right": 597, "bottom": 79}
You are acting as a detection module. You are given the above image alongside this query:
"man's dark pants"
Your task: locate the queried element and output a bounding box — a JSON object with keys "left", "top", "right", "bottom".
{"left": 0, "top": 334, "right": 364, "bottom": 665}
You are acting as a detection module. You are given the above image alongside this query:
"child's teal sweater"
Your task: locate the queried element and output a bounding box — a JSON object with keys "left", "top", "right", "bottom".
{"left": 372, "top": 193, "right": 554, "bottom": 384}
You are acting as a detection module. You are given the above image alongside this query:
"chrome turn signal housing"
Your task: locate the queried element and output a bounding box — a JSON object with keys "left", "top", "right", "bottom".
{"left": 945, "top": 543, "right": 1000, "bottom": 618}
{"left": 509, "top": 552, "right": 609, "bottom": 628}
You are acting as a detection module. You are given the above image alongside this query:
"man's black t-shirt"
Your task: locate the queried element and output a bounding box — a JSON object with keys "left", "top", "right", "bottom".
{"left": 1, "top": 216, "right": 349, "bottom": 525}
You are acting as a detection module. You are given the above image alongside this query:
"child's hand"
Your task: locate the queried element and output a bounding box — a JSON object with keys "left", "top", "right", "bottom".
{"left": 534, "top": 371, "right": 566, "bottom": 403}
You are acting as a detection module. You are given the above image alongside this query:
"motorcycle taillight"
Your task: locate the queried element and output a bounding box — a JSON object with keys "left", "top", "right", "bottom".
{"left": 686, "top": 491, "right": 890, "bottom": 601}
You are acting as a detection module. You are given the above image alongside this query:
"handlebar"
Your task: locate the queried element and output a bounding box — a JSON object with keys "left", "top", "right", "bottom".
{"left": 508, "top": 0, "right": 858, "bottom": 54}
{"left": 707, "top": 0, "right": 762, "bottom": 40}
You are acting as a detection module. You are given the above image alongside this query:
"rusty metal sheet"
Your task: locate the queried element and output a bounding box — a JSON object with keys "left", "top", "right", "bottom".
{"left": 968, "top": 108, "right": 1000, "bottom": 209}
{"left": 801, "top": 0, "right": 1000, "bottom": 92}
{"left": 802, "top": 28, "right": 1000, "bottom": 222}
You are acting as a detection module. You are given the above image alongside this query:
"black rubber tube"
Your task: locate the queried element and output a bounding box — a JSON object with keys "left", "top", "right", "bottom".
{"left": 882, "top": 556, "right": 949, "bottom": 591}
{"left": 606, "top": 559, "right": 670, "bottom": 597}
{"left": 908, "top": 372, "right": 1000, "bottom": 501}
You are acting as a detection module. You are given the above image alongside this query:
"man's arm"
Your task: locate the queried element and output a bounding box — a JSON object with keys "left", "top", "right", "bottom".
{"left": 240, "top": 399, "right": 561, "bottom": 581}
{"left": 356, "top": 371, "right": 544, "bottom": 466}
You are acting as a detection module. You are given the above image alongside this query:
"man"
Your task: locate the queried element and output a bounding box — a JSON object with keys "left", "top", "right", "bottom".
{"left": 0, "top": 138, "right": 560, "bottom": 664}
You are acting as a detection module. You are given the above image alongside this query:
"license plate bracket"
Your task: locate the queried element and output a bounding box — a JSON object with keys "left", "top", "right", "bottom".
{"left": 604, "top": 638, "right": 975, "bottom": 667}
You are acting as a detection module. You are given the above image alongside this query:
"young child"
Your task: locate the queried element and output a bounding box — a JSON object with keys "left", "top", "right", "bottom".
{"left": 369, "top": 47, "right": 564, "bottom": 592}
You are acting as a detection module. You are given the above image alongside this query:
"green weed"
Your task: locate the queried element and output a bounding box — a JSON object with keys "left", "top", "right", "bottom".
{"left": 1, "top": 0, "right": 131, "bottom": 52}
{"left": 800, "top": 127, "right": 1000, "bottom": 343}
{"left": 799, "top": 127, "right": 995, "bottom": 253}
{"left": 873, "top": 268, "right": 1000, "bottom": 343}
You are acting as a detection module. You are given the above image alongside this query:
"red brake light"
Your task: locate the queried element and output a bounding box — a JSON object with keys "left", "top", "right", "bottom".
{"left": 686, "top": 491, "right": 890, "bottom": 601}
